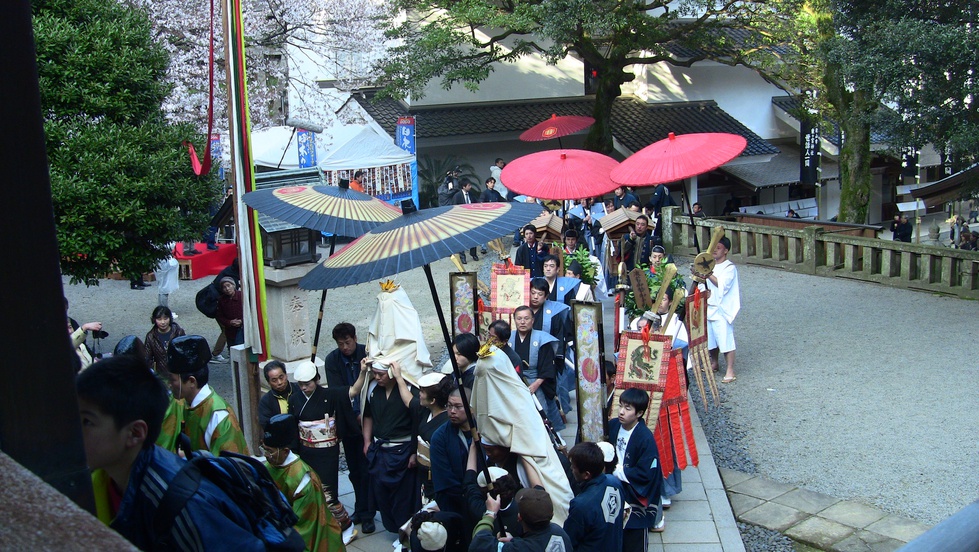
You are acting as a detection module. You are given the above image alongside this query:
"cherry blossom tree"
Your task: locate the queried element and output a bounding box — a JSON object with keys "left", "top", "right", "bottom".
{"left": 131, "top": 0, "right": 389, "bottom": 133}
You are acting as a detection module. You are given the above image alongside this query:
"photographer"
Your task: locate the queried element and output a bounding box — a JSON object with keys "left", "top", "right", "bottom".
{"left": 65, "top": 297, "right": 105, "bottom": 371}
{"left": 437, "top": 167, "right": 462, "bottom": 206}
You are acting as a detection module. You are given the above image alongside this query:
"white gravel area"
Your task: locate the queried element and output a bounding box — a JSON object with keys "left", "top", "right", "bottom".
{"left": 722, "top": 262, "right": 979, "bottom": 526}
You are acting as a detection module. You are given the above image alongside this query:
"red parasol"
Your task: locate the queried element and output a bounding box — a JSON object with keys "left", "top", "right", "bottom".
{"left": 519, "top": 114, "right": 595, "bottom": 142}
{"left": 499, "top": 149, "right": 620, "bottom": 200}
{"left": 610, "top": 132, "right": 747, "bottom": 186}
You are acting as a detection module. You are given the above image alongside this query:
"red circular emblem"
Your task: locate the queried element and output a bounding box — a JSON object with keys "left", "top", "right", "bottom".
{"left": 276, "top": 186, "right": 307, "bottom": 194}
{"left": 582, "top": 357, "right": 598, "bottom": 382}
{"left": 460, "top": 203, "right": 504, "bottom": 211}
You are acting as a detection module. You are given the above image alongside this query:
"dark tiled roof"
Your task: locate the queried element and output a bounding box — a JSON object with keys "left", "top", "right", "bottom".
{"left": 772, "top": 96, "right": 891, "bottom": 146}
{"left": 665, "top": 25, "right": 794, "bottom": 60}
{"left": 352, "top": 92, "right": 777, "bottom": 157}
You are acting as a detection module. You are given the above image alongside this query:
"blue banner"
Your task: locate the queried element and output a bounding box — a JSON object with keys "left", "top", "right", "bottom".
{"left": 297, "top": 129, "right": 317, "bottom": 168}
{"left": 396, "top": 116, "right": 415, "bottom": 155}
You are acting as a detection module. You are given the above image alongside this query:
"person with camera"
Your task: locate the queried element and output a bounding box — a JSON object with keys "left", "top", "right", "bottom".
{"left": 65, "top": 297, "right": 104, "bottom": 371}
{"left": 437, "top": 167, "right": 462, "bottom": 207}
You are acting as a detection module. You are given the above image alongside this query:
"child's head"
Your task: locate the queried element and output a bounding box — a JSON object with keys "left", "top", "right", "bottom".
{"left": 618, "top": 387, "right": 650, "bottom": 429}
{"left": 76, "top": 355, "right": 168, "bottom": 468}
{"left": 568, "top": 442, "right": 606, "bottom": 482}
{"left": 151, "top": 305, "right": 173, "bottom": 329}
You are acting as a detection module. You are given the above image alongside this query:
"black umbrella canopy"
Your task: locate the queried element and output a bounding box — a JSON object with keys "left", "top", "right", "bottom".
{"left": 241, "top": 185, "right": 401, "bottom": 237}
{"left": 299, "top": 202, "right": 543, "bottom": 290}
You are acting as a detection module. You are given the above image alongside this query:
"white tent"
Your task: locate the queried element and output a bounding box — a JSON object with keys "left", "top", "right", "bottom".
{"left": 251, "top": 126, "right": 330, "bottom": 170}
{"left": 318, "top": 127, "right": 418, "bottom": 205}
{"left": 319, "top": 127, "right": 414, "bottom": 170}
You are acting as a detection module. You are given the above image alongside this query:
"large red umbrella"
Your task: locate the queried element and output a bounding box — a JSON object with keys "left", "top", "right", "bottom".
{"left": 519, "top": 114, "right": 595, "bottom": 142}
{"left": 499, "top": 149, "right": 620, "bottom": 200}
{"left": 610, "top": 132, "right": 747, "bottom": 186}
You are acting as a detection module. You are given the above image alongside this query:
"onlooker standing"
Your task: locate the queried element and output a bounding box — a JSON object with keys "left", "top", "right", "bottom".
{"left": 216, "top": 276, "right": 244, "bottom": 347}
{"left": 890, "top": 213, "right": 913, "bottom": 242}
{"left": 479, "top": 177, "right": 505, "bottom": 203}
{"left": 145, "top": 306, "right": 185, "bottom": 379}
{"left": 350, "top": 170, "right": 366, "bottom": 192}
{"left": 691, "top": 202, "right": 706, "bottom": 218}
{"left": 154, "top": 243, "right": 180, "bottom": 306}
{"left": 453, "top": 180, "right": 479, "bottom": 263}
{"left": 489, "top": 158, "right": 510, "bottom": 200}
{"left": 514, "top": 225, "right": 546, "bottom": 278}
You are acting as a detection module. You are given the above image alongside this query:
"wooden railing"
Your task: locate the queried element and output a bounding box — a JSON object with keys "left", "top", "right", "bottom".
{"left": 661, "top": 207, "right": 979, "bottom": 299}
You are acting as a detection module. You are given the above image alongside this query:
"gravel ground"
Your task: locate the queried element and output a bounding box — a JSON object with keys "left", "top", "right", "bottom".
{"left": 686, "top": 260, "right": 979, "bottom": 528}
{"left": 66, "top": 244, "right": 978, "bottom": 542}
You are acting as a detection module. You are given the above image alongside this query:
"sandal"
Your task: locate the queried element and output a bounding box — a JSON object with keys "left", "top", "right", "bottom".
{"left": 721, "top": 376, "right": 737, "bottom": 383}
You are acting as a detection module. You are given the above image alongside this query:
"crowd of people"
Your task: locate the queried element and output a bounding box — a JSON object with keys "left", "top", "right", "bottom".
{"left": 70, "top": 179, "right": 751, "bottom": 552}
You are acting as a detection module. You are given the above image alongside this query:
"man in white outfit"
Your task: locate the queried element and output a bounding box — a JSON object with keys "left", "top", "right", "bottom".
{"left": 704, "top": 237, "right": 740, "bottom": 383}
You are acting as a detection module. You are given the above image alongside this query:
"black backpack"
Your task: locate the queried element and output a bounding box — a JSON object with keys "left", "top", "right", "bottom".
{"left": 153, "top": 450, "right": 305, "bottom": 551}
{"left": 195, "top": 283, "right": 221, "bottom": 319}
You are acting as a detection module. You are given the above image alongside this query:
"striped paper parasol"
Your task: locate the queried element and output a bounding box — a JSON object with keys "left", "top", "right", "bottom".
{"left": 242, "top": 185, "right": 401, "bottom": 237}
{"left": 299, "top": 202, "right": 542, "bottom": 290}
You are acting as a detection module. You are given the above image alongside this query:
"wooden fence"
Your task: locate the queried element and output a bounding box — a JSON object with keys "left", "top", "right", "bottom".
{"left": 661, "top": 207, "right": 979, "bottom": 299}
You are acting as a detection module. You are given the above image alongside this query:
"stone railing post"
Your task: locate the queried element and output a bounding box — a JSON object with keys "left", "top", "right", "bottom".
{"left": 802, "top": 226, "right": 822, "bottom": 275}
{"left": 662, "top": 205, "right": 679, "bottom": 253}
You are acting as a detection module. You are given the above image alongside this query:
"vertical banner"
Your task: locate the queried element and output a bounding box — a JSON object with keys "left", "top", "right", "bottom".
{"left": 396, "top": 116, "right": 419, "bottom": 207}
{"left": 225, "top": 0, "right": 269, "bottom": 357}
{"left": 800, "top": 121, "right": 820, "bottom": 185}
{"left": 449, "top": 272, "right": 477, "bottom": 341}
{"left": 396, "top": 116, "right": 416, "bottom": 154}
{"left": 900, "top": 147, "right": 918, "bottom": 180}
{"left": 210, "top": 133, "right": 224, "bottom": 181}
{"left": 297, "top": 129, "right": 317, "bottom": 168}
{"left": 942, "top": 146, "right": 957, "bottom": 177}
{"left": 572, "top": 301, "right": 607, "bottom": 442}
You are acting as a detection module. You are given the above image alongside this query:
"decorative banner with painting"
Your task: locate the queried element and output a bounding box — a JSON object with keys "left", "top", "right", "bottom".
{"left": 610, "top": 331, "right": 671, "bottom": 429}
{"left": 572, "top": 301, "right": 607, "bottom": 443}
{"left": 490, "top": 263, "right": 530, "bottom": 318}
{"left": 685, "top": 287, "right": 719, "bottom": 408}
{"left": 449, "top": 272, "right": 478, "bottom": 340}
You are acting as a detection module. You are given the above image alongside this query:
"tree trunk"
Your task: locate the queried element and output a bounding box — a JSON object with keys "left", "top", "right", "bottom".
{"left": 824, "top": 54, "right": 876, "bottom": 224}
{"left": 837, "top": 109, "right": 873, "bottom": 223}
{"left": 584, "top": 70, "right": 625, "bottom": 154}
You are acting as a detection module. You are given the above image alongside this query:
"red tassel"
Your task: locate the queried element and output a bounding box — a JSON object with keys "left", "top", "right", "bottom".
{"left": 668, "top": 405, "right": 687, "bottom": 471}
{"left": 653, "top": 415, "right": 674, "bottom": 479}
{"left": 681, "top": 402, "right": 699, "bottom": 465}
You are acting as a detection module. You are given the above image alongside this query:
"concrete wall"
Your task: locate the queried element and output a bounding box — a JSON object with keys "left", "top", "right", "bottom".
{"left": 632, "top": 61, "right": 794, "bottom": 142}
{"left": 414, "top": 31, "right": 584, "bottom": 106}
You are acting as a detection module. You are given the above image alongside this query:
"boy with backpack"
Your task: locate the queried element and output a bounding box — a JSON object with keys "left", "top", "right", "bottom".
{"left": 80, "top": 355, "right": 269, "bottom": 550}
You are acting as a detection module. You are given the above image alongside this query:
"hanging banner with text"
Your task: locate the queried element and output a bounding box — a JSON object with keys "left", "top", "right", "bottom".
{"left": 800, "top": 121, "right": 820, "bottom": 186}
{"left": 297, "top": 129, "right": 317, "bottom": 168}
{"left": 901, "top": 147, "right": 918, "bottom": 179}
{"left": 396, "top": 117, "right": 416, "bottom": 155}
